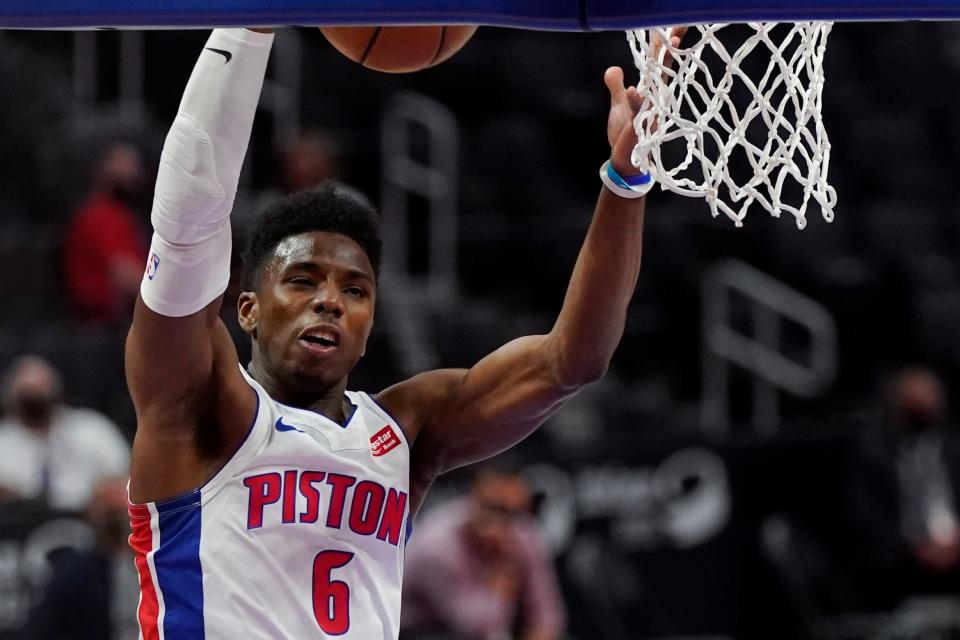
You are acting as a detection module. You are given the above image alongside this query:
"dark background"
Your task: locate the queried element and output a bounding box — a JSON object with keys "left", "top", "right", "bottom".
{"left": 2, "top": 21, "right": 960, "bottom": 639}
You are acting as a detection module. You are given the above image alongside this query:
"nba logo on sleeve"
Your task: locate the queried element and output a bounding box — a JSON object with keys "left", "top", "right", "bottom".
{"left": 145, "top": 252, "right": 160, "bottom": 280}
{"left": 370, "top": 425, "right": 400, "bottom": 457}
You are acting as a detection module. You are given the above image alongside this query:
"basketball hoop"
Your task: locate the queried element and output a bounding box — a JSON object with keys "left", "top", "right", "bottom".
{"left": 628, "top": 23, "right": 836, "bottom": 229}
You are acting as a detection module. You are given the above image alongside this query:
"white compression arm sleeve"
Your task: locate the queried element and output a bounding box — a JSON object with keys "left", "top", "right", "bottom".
{"left": 140, "top": 28, "right": 274, "bottom": 317}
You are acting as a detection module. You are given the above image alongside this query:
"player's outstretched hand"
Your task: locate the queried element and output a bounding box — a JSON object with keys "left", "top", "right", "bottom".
{"left": 604, "top": 65, "right": 645, "bottom": 177}
{"left": 604, "top": 27, "right": 688, "bottom": 176}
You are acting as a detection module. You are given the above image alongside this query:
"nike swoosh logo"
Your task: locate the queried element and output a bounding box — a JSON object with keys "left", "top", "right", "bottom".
{"left": 275, "top": 417, "right": 304, "bottom": 433}
{"left": 205, "top": 47, "right": 232, "bottom": 63}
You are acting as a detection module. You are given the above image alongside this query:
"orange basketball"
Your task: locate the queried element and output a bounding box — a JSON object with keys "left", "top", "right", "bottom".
{"left": 320, "top": 25, "right": 478, "bottom": 73}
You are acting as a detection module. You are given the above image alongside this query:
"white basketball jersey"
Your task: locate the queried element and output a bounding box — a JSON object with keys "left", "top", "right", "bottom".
{"left": 129, "top": 367, "right": 410, "bottom": 639}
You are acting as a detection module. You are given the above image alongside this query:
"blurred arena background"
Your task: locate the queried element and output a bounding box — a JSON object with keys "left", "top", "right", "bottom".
{"left": 2, "top": 21, "right": 960, "bottom": 640}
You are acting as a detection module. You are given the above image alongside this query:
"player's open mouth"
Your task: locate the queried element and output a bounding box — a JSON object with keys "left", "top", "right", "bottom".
{"left": 298, "top": 325, "right": 341, "bottom": 355}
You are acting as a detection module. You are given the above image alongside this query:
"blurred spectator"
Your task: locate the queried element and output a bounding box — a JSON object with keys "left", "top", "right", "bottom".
{"left": 241, "top": 130, "right": 337, "bottom": 232}
{"left": 401, "top": 470, "right": 565, "bottom": 640}
{"left": 278, "top": 129, "right": 336, "bottom": 194}
{"left": 63, "top": 140, "right": 147, "bottom": 324}
{"left": 891, "top": 366, "right": 960, "bottom": 577}
{"left": 19, "top": 477, "right": 139, "bottom": 640}
{"left": 0, "top": 355, "right": 129, "bottom": 510}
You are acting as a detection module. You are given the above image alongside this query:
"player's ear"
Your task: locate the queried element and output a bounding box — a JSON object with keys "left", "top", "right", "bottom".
{"left": 238, "top": 291, "right": 260, "bottom": 337}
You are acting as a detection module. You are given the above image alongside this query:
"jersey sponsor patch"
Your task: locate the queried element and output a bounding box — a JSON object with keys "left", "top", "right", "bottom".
{"left": 145, "top": 252, "right": 160, "bottom": 280}
{"left": 370, "top": 425, "right": 400, "bottom": 457}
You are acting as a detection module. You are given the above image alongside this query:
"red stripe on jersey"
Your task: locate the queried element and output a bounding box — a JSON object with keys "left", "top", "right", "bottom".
{"left": 129, "top": 503, "right": 161, "bottom": 640}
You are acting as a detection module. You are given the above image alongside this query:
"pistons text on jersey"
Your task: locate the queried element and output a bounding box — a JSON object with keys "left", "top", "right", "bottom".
{"left": 243, "top": 469, "right": 408, "bottom": 546}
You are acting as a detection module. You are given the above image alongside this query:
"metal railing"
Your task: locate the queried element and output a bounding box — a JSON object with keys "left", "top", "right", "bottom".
{"left": 71, "top": 29, "right": 303, "bottom": 153}
{"left": 378, "top": 91, "right": 460, "bottom": 375}
{"left": 381, "top": 91, "right": 459, "bottom": 301}
{"left": 700, "top": 259, "right": 837, "bottom": 436}
{"left": 72, "top": 31, "right": 145, "bottom": 121}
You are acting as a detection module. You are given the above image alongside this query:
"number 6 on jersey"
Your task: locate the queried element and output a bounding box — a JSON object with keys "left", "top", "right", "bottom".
{"left": 313, "top": 550, "right": 354, "bottom": 634}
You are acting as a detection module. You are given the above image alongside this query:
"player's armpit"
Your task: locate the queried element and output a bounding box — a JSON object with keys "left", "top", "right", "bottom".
{"left": 126, "top": 296, "right": 256, "bottom": 503}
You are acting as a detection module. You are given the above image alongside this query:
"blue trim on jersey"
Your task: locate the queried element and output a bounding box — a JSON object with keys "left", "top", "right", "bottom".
{"left": 234, "top": 381, "right": 263, "bottom": 455}
{"left": 154, "top": 489, "right": 202, "bottom": 514}
{"left": 273, "top": 396, "right": 358, "bottom": 430}
{"left": 155, "top": 489, "right": 205, "bottom": 639}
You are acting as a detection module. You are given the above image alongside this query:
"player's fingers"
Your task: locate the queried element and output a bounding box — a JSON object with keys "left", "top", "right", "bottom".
{"left": 664, "top": 27, "right": 689, "bottom": 68}
{"left": 625, "top": 86, "right": 644, "bottom": 114}
{"left": 650, "top": 29, "right": 663, "bottom": 62}
{"left": 654, "top": 26, "right": 676, "bottom": 56}
{"left": 604, "top": 66, "right": 626, "bottom": 102}
{"left": 664, "top": 37, "right": 678, "bottom": 67}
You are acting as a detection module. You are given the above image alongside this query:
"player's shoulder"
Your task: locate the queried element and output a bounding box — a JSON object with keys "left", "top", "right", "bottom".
{"left": 374, "top": 368, "right": 467, "bottom": 443}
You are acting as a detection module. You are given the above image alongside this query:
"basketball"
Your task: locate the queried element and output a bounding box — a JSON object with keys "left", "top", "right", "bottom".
{"left": 319, "top": 25, "right": 478, "bottom": 73}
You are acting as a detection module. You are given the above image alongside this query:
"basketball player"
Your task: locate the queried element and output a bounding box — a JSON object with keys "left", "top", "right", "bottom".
{"left": 126, "top": 27, "right": 679, "bottom": 639}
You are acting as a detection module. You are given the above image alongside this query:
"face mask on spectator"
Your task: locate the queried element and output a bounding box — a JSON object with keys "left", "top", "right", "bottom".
{"left": 15, "top": 393, "right": 55, "bottom": 427}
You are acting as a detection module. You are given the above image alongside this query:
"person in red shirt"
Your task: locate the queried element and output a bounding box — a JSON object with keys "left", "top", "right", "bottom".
{"left": 63, "top": 141, "right": 147, "bottom": 323}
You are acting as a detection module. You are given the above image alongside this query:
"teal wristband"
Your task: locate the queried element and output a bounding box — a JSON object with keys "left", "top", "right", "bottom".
{"left": 599, "top": 160, "right": 654, "bottom": 198}
{"left": 608, "top": 162, "right": 652, "bottom": 188}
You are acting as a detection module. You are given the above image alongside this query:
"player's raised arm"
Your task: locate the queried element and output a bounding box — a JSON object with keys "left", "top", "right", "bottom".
{"left": 125, "top": 28, "right": 273, "bottom": 503}
{"left": 379, "top": 64, "right": 660, "bottom": 509}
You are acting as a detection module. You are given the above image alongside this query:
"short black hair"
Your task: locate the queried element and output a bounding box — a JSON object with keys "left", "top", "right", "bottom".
{"left": 242, "top": 182, "right": 382, "bottom": 290}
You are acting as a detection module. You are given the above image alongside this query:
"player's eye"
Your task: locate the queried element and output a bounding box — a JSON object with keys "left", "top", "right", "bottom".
{"left": 288, "top": 277, "right": 314, "bottom": 286}
{"left": 344, "top": 286, "right": 366, "bottom": 298}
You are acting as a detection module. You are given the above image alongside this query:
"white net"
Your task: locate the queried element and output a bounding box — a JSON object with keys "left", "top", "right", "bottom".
{"left": 627, "top": 23, "right": 836, "bottom": 228}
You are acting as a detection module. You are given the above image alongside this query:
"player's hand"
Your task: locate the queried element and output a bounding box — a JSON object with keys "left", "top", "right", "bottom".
{"left": 604, "top": 27, "right": 688, "bottom": 176}
{"left": 604, "top": 66, "right": 646, "bottom": 177}
{"left": 651, "top": 26, "right": 688, "bottom": 76}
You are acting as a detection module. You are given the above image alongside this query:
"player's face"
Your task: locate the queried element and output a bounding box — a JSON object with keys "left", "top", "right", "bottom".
{"left": 242, "top": 231, "right": 376, "bottom": 391}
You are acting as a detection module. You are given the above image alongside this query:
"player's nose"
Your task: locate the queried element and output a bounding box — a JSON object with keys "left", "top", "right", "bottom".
{"left": 311, "top": 283, "right": 345, "bottom": 318}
